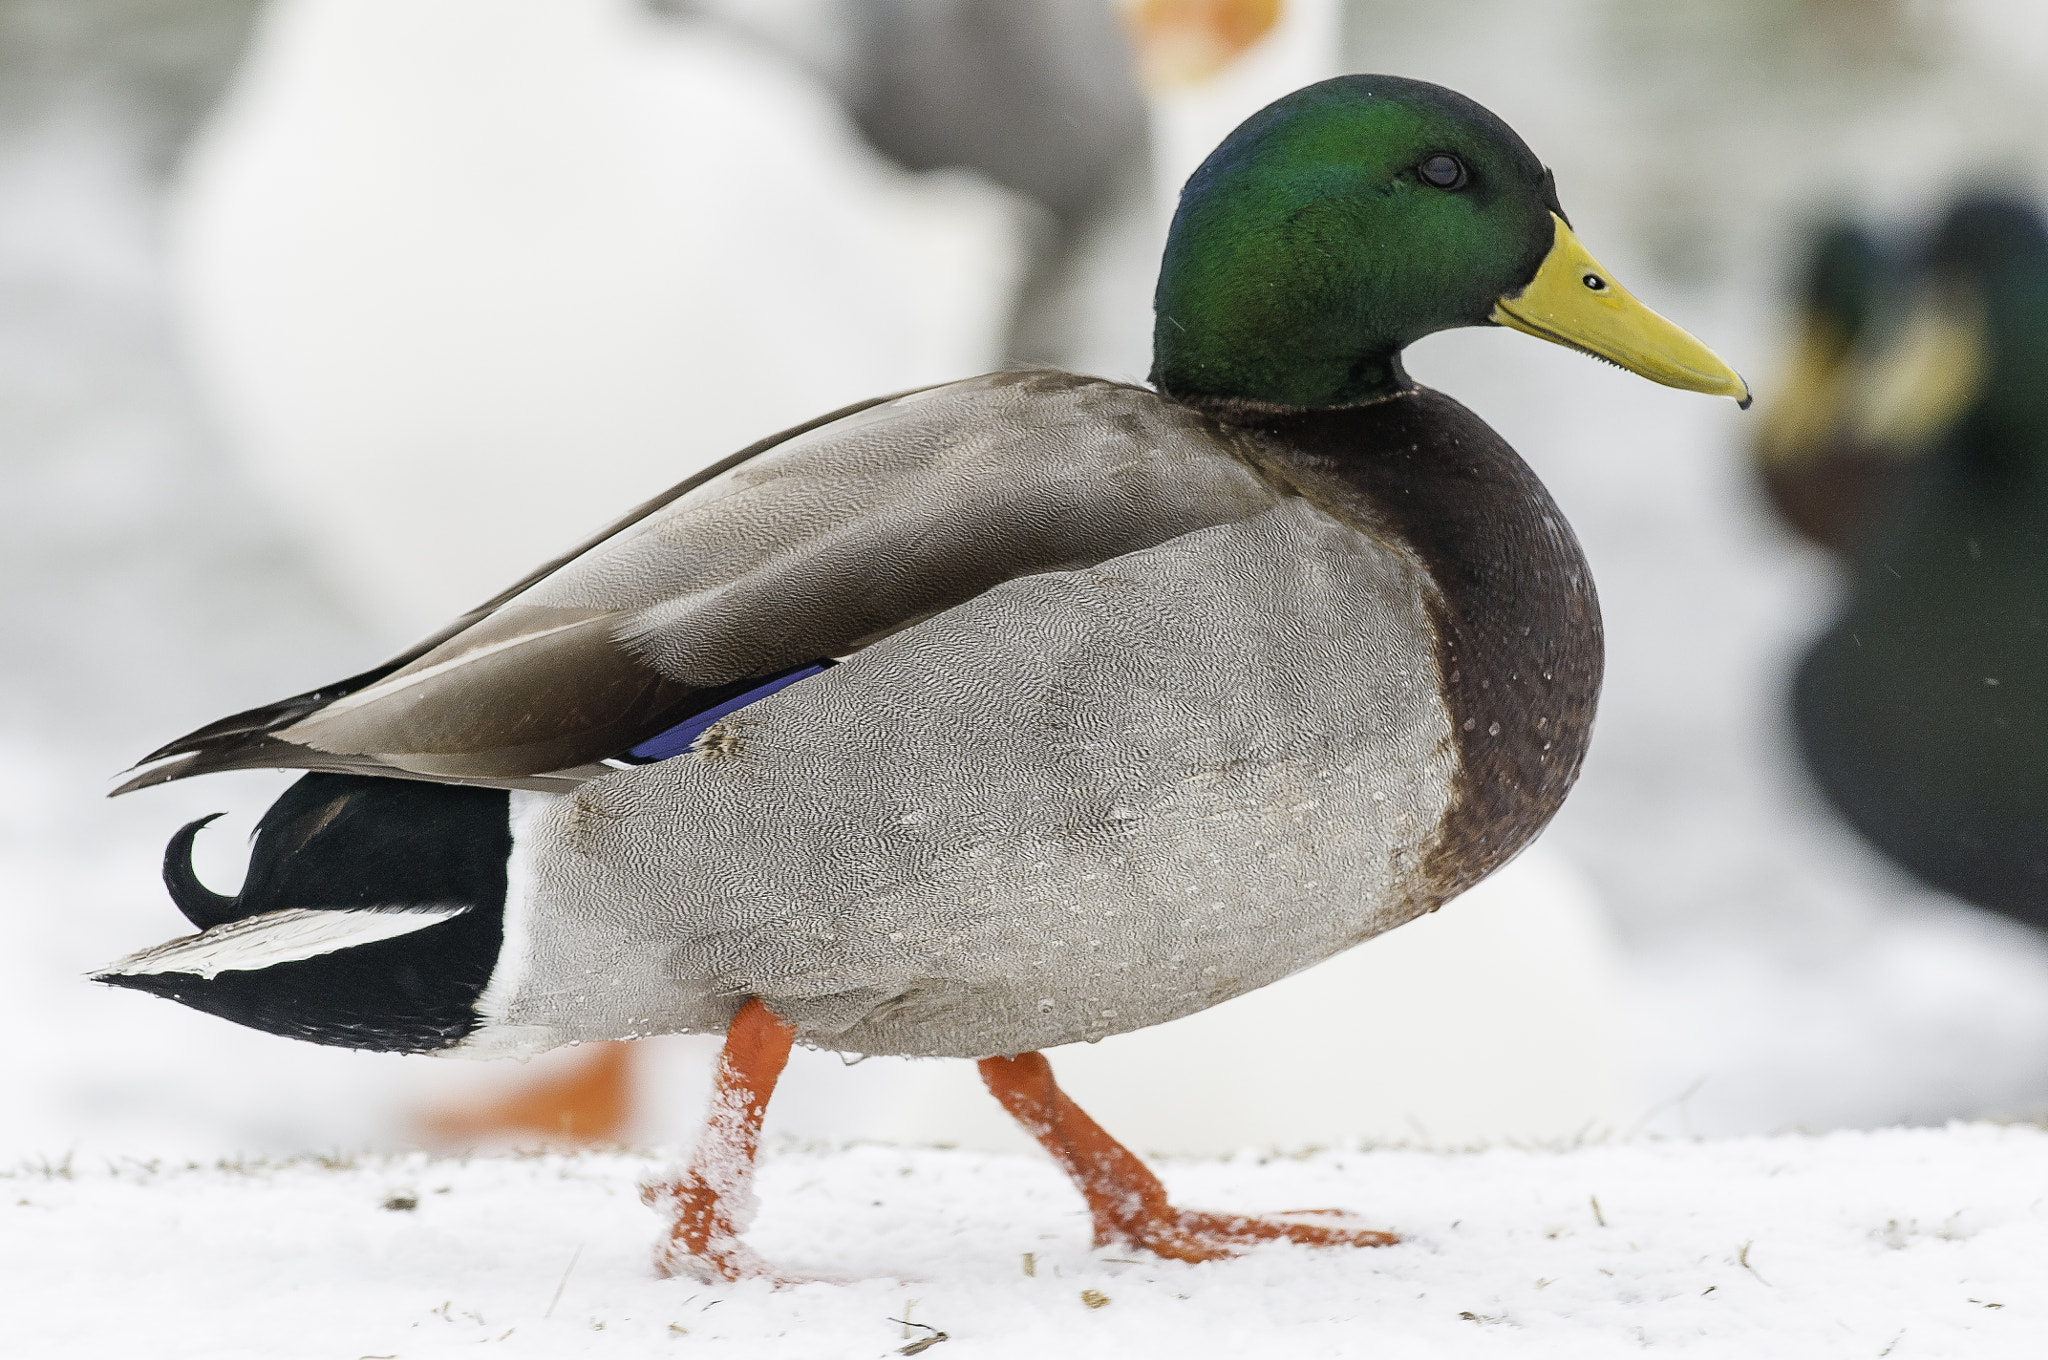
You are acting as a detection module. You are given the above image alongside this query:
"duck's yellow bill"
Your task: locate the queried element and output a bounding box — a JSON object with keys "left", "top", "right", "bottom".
{"left": 1493, "top": 215, "right": 1752, "bottom": 407}
{"left": 1846, "top": 289, "right": 1987, "bottom": 450}
{"left": 1754, "top": 316, "right": 1855, "bottom": 467}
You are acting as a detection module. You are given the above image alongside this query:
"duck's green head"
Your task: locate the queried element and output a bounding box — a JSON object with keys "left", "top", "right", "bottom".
{"left": 1151, "top": 75, "right": 1748, "bottom": 409}
{"left": 1851, "top": 196, "right": 2048, "bottom": 468}
{"left": 1802, "top": 223, "right": 1889, "bottom": 342}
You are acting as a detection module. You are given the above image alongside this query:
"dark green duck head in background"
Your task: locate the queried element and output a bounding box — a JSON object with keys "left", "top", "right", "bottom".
{"left": 1856, "top": 197, "right": 2048, "bottom": 476}
{"left": 1751, "top": 219, "right": 1899, "bottom": 552}
{"left": 1150, "top": 74, "right": 1750, "bottom": 410}
{"left": 1795, "top": 193, "right": 2048, "bottom": 926}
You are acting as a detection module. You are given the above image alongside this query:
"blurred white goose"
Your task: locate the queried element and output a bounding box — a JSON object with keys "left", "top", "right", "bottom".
{"left": 169, "top": 0, "right": 1027, "bottom": 638}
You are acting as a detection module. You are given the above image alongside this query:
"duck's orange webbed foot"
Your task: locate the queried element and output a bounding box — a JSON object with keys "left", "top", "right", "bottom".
{"left": 642, "top": 998, "right": 796, "bottom": 1282}
{"left": 640, "top": 1172, "right": 777, "bottom": 1281}
{"left": 978, "top": 1051, "right": 1399, "bottom": 1263}
{"left": 1098, "top": 1206, "right": 1399, "bottom": 1263}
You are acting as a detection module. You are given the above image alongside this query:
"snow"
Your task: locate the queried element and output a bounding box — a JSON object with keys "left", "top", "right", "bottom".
{"left": 8, "top": 1126, "right": 2046, "bottom": 1358}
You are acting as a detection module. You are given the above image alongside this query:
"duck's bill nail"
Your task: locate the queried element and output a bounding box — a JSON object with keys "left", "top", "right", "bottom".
{"left": 1845, "top": 289, "right": 1988, "bottom": 449}
{"left": 1492, "top": 214, "right": 1752, "bottom": 406}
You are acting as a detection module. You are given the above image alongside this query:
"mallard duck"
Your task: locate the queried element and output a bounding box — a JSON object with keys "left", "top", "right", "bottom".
{"left": 102, "top": 75, "right": 1746, "bottom": 1279}
{"left": 1752, "top": 219, "right": 1902, "bottom": 553}
{"left": 1793, "top": 194, "right": 2048, "bottom": 926}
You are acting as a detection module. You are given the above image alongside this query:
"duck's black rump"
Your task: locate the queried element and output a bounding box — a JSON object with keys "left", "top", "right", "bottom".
{"left": 100, "top": 774, "right": 513, "bottom": 1053}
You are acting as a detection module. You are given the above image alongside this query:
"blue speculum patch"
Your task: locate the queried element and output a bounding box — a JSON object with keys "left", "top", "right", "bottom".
{"left": 622, "top": 661, "right": 834, "bottom": 763}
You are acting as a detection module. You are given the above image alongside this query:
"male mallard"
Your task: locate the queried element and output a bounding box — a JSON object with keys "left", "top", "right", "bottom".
{"left": 1752, "top": 219, "right": 1900, "bottom": 553}
{"left": 102, "top": 75, "right": 1745, "bottom": 1279}
{"left": 1793, "top": 195, "right": 2048, "bottom": 925}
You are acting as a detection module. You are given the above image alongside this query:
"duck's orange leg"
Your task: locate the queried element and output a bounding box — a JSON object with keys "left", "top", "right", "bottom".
{"left": 978, "top": 1051, "right": 1398, "bottom": 1262}
{"left": 641, "top": 998, "right": 796, "bottom": 1281}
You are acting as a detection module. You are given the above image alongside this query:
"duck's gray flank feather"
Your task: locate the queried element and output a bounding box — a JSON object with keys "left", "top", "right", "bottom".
{"left": 474, "top": 497, "right": 1458, "bottom": 1059}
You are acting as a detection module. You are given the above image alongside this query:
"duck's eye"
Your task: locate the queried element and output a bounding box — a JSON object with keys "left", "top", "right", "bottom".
{"left": 1417, "top": 153, "right": 1467, "bottom": 190}
{"left": 1582, "top": 273, "right": 1608, "bottom": 292}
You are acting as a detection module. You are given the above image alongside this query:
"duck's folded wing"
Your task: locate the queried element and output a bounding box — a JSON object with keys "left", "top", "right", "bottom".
{"left": 118, "top": 372, "right": 1283, "bottom": 794}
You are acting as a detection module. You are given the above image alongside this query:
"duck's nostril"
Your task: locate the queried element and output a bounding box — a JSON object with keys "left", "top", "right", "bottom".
{"left": 1583, "top": 274, "right": 1607, "bottom": 292}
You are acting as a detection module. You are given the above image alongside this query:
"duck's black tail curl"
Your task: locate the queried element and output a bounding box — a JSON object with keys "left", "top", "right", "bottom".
{"left": 164, "top": 812, "right": 239, "bottom": 931}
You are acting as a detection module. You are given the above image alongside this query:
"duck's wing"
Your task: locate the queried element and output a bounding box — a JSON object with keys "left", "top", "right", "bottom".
{"left": 117, "top": 392, "right": 903, "bottom": 793}
{"left": 118, "top": 372, "right": 1282, "bottom": 795}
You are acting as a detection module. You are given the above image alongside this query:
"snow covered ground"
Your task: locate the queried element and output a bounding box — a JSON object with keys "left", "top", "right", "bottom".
{"left": 9, "top": 1125, "right": 2047, "bottom": 1358}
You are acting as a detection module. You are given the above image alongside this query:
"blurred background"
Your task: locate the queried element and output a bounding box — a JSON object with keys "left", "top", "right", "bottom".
{"left": 7, "top": 0, "right": 2048, "bottom": 1165}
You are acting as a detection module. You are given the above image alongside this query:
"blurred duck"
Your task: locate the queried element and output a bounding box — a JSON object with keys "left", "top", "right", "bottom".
{"left": 1793, "top": 195, "right": 2048, "bottom": 925}
{"left": 683, "top": 0, "right": 1315, "bottom": 378}
{"left": 684, "top": 0, "right": 1156, "bottom": 373}
{"left": 1752, "top": 220, "right": 1902, "bottom": 553}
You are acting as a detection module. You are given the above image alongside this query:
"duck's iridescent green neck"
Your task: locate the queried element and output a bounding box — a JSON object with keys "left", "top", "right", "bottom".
{"left": 1149, "top": 195, "right": 1420, "bottom": 406}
